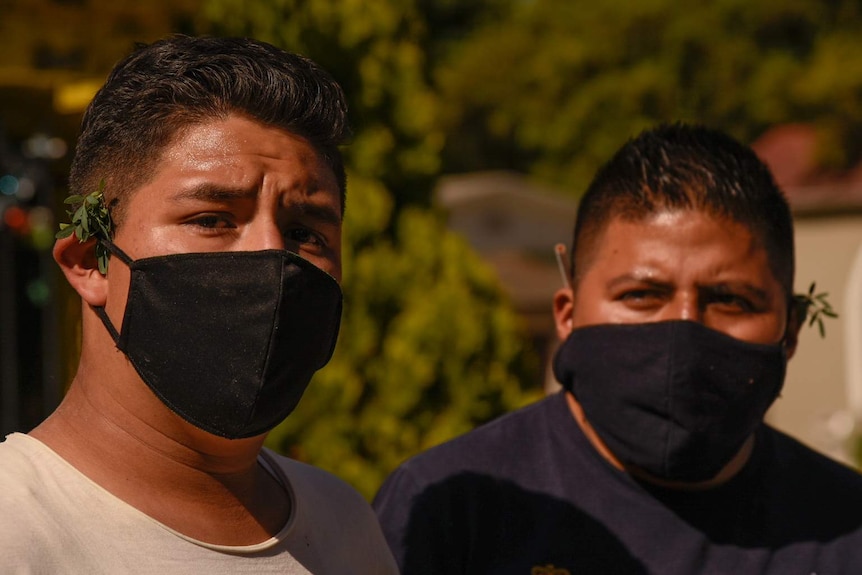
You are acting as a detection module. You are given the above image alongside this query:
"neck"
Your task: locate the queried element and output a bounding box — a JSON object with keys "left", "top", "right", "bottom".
{"left": 30, "top": 354, "right": 289, "bottom": 545}
{"left": 565, "top": 391, "right": 754, "bottom": 491}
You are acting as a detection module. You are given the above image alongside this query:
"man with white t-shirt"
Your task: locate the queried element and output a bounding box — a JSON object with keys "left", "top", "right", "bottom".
{"left": 0, "top": 35, "right": 397, "bottom": 574}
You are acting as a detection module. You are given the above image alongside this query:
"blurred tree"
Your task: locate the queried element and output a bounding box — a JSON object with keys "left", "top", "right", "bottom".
{"left": 267, "top": 175, "right": 539, "bottom": 498}
{"left": 199, "top": 0, "right": 509, "bottom": 208}
{"left": 438, "top": 0, "right": 862, "bottom": 192}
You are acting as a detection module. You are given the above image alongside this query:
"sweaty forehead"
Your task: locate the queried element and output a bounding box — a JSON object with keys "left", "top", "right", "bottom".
{"left": 110, "top": 116, "right": 341, "bottom": 227}
{"left": 571, "top": 208, "right": 767, "bottom": 285}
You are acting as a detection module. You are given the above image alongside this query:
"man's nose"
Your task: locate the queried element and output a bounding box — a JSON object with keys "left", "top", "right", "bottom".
{"left": 241, "top": 220, "right": 284, "bottom": 251}
{"left": 662, "top": 294, "right": 703, "bottom": 323}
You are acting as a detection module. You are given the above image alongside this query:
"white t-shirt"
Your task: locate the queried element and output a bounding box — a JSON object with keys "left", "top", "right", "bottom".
{"left": 0, "top": 433, "right": 399, "bottom": 574}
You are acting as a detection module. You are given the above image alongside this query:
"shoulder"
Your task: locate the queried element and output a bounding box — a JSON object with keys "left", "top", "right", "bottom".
{"left": 372, "top": 395, "right": 570, "bottom": 573}
{"left": 0, "top": 434, "right": 69, "bottom": 562}
{"left": 373, "top": 393, "right": 571, "bottom": 526}
{"left": 756, "top": 426, "right": 862, "bottom": 554}
{"left": 0, "top": 433, "right": 40, "bottom": 471}
{"left": 387, "top": 393, "right": 566, "bottom": 485}
{"left": 763, "top": 425, "right": 862, "bottom": 495}
{"left": 0, "top": 434, "right": 51, "bottom": 503}
{"left": 261, "top": 449, "right": 398, "bottom": 572}
{"left": 263, "top": 449, "right": 371, "bottom": 512}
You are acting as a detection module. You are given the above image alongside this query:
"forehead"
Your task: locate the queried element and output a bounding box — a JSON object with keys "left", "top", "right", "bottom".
{"left": 124, "top": 115, "right": 341, "bottom": 214}
{"left": 575, "top": 210, "right": 777, "bottom": 284}
{"left": 165, "top": 116, "right": 334, "bottom": 183}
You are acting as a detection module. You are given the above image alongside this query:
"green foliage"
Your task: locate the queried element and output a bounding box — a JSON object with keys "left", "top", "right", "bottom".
{"left": 793, "top": 282, "right": 839, "bottom": 338}
{"left": 265, "top": 176, "right": 540, "bottom": 499}
{"left": 198, "top": 0, "right": 507, "bottom": 207}
{"left": 437, "top": 0, "right": 862, "bottom": 192}
{"left": 199, "top": 0, "right": 862, "bottom": 196}
{"left": 55, "top": 180, "right": 112, "bottom": 274}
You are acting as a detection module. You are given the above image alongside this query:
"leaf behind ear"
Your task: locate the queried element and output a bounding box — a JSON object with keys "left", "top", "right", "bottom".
{"left": 55, "top": 224, "right": 74, "bottom": 239}
{"left": 95, "top": 243, "right": 110, "bottom": 275}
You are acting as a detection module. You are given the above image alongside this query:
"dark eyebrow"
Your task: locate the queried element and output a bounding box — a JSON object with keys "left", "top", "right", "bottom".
{"left": 292, "top": 200, "right": 343, "bottom": 225}
{"left": 606, "top": 274, "right": 671, "bottom": 291}
{"left": 170, "top": 182, "right": 342, "bottom": 222}
{"left": 169, "top": 183, "right": 256, "bottom": 203}
{"left": 706, "top": 282, "right": 770, "bottom": 303}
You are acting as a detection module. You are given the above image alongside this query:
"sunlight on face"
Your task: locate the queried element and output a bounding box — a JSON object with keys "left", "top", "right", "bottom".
{"left": 570, "top": 210, "right": 788, "bottom": 346}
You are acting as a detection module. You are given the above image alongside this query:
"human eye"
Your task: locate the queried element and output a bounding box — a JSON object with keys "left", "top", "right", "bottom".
{"left": 709, "top": 292, "right": 755, "bottom": 313}
{"left": 286, "top": 226, "right": 326, "bottom": 248}
{"left": 185, "top": 213, "right": 236, "bottom": 231}
{"left": 620, "top": 289, "right": 655, "bottom": 301}
{"left": 703, "top": 285, "right": 761, "bottom": 313}
{"left": 617, "top": 287, "right": 665, "bottom": 310}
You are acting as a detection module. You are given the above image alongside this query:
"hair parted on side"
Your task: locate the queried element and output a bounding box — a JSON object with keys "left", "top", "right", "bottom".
{"left": 570, "top": 122, "right": 795, "bottom": 298}
{"left": 69, "top": 35, "right": 351, "bottom": 226}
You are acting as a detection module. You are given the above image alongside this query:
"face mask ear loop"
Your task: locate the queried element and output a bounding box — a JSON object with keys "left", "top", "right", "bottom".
{"left": 90, "top": 238, "right": 135, "bottom": 345}
{"left": 98, "top": 238, "right": 135, "bottom": 267}
{"left": 92, "top": 305, "right": 121, "bottom": 344}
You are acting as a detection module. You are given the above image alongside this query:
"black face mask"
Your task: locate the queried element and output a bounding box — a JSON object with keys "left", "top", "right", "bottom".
{"left": 553, "top": 320, "right": 786, "bottom": 482}
{"left": 94, "top": 241, "right": 342, "bottom": 439}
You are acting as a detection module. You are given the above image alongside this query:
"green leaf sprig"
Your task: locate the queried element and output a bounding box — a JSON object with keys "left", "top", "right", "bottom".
{"left": 56, "top": 180, "right": 113, "bottom": 274}
{"left": 793, "top": 282, "right": 838, "bottom": 338}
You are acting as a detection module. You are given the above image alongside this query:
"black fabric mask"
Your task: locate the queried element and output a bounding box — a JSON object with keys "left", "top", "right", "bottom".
{"left": 94, "top": 241, "right": 342, "bottom": 439}
{"left": 553, "top": 320, "right": 786, "bottom": 482}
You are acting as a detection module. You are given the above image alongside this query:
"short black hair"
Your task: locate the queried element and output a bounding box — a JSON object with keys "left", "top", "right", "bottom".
{"left": 570, "top": 123, "right": 795, "bottom": 299}
{"left": 69, "top": 35, "right": 350, "bottom": 225}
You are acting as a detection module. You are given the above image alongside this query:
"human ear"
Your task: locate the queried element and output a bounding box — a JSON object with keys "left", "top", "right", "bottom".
{"left": 553, "top": 287, "right": 575, "bottom": 341}
{"left": 783, "top": 299, "right": 804, "bottom": 360}
{"left": 53, "top": 235, "right": 108, "bottom": 306}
